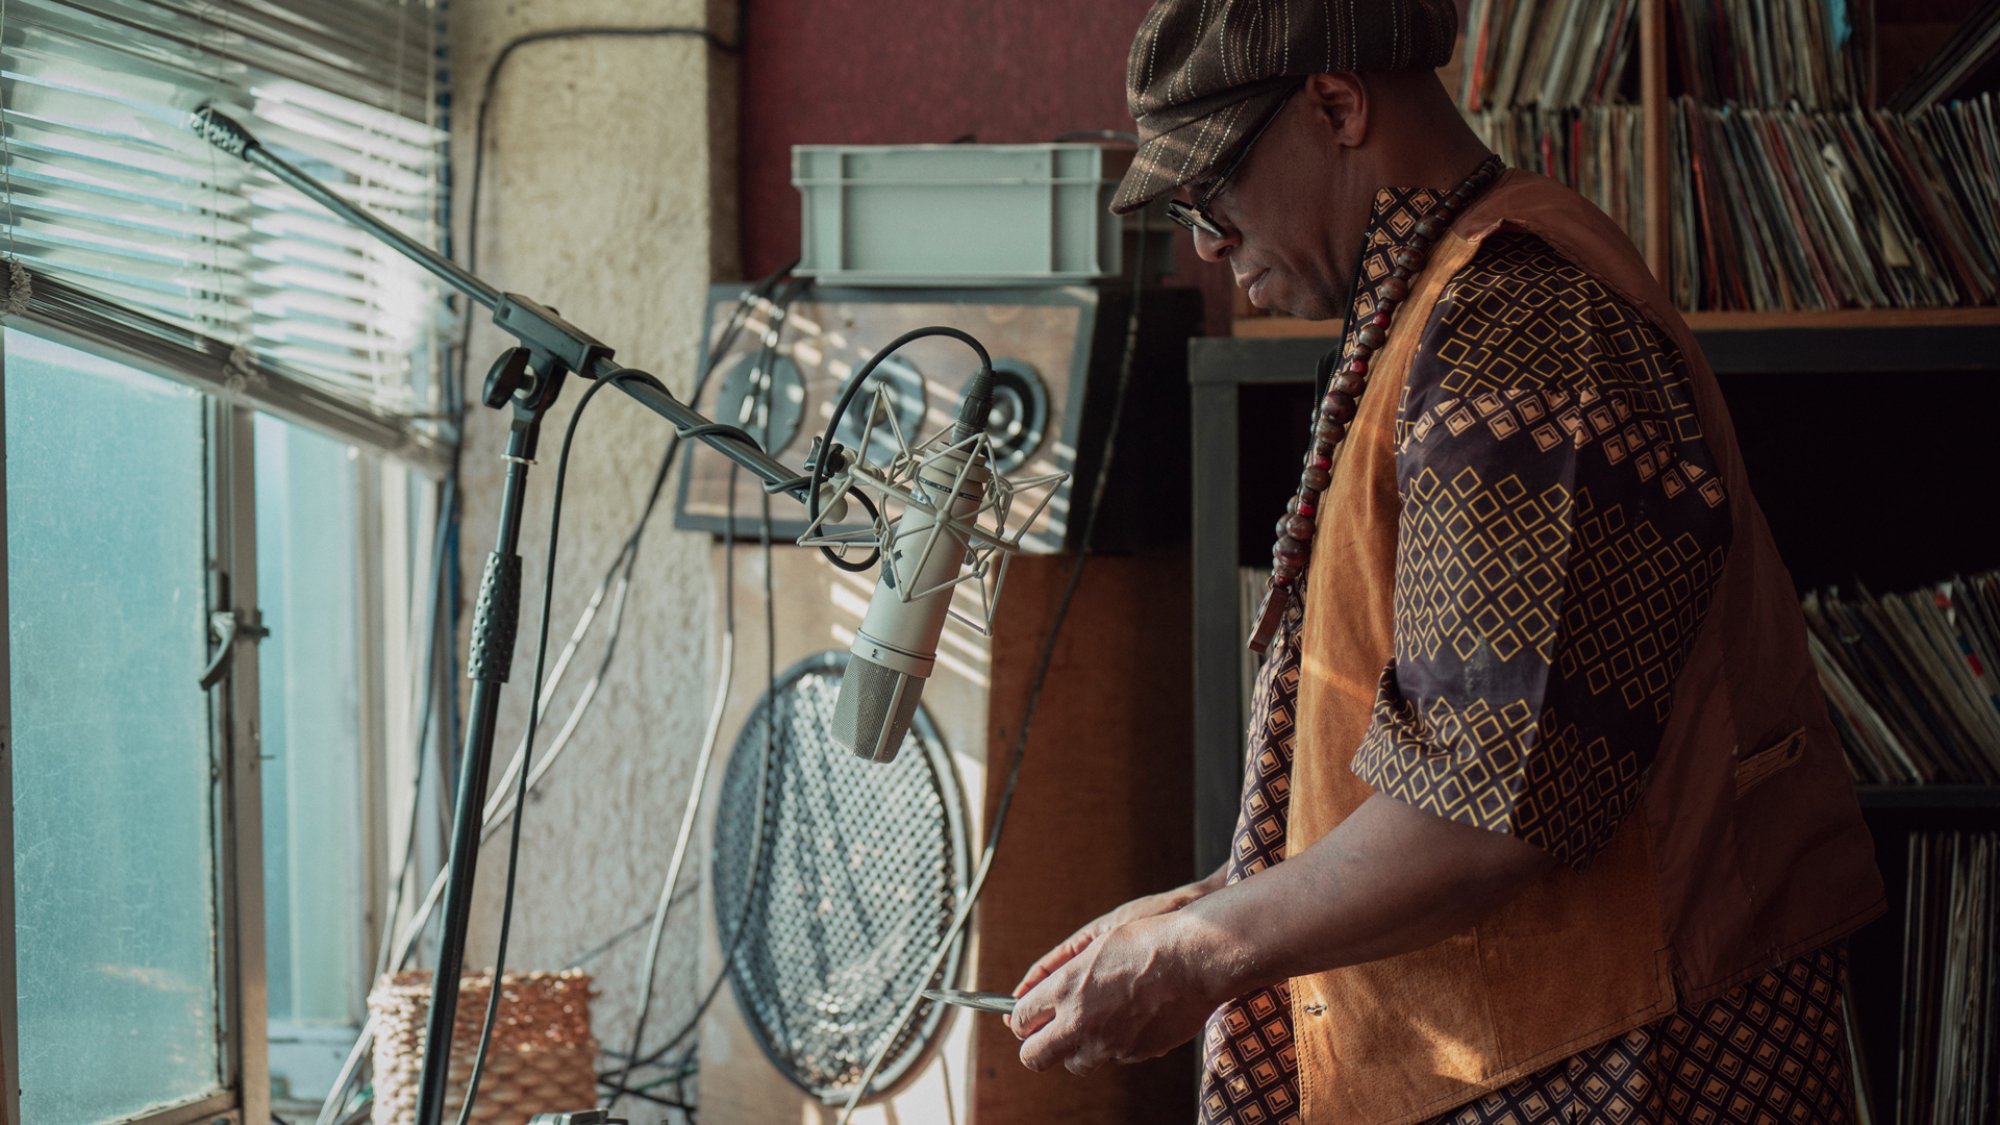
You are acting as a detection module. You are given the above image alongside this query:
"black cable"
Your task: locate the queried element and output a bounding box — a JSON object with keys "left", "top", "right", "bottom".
{"left": 452, "top": 367, "right": 660, "bottom": 1124}
{"left": 807, "top": 324, "right": 993, "bottom": 572}
{"left": 618, "top": 281, "right": 813, "bottom": 1076}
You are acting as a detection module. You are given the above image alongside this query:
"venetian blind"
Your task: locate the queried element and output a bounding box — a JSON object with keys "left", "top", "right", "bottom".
{"left": 1, "top": 0, "right": 446, "bottom": 416}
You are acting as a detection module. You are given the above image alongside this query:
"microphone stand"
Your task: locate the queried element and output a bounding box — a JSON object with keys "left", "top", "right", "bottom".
{"left": 188, "top": 108, "right": 807, "bottom": 1125}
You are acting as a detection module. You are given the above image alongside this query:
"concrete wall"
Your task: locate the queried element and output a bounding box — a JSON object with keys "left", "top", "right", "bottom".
{"left": 447, "top": 0, "right": 737, "bottom": 1083}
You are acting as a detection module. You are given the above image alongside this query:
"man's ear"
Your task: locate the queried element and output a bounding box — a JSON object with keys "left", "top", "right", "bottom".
{"left": 1301, "top": 72, "right": 1368, "bottom": 148}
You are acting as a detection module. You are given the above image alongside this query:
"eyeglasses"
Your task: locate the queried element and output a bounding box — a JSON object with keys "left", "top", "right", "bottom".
{"left": 1165, "top": 90, "right": 1295, "bottom": 239}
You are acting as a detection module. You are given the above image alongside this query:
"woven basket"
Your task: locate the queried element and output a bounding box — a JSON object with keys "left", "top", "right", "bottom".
{"left": 368, "top": 970, "right": 598, "bottom": 1125}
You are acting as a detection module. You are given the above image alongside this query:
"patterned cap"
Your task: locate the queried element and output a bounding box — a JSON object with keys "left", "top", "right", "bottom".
{"left": 1112, "top": 0, "right": 1459, "bottom": 214}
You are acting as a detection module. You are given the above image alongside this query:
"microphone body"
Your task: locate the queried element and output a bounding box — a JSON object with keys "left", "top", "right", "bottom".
{"left": 831, "top": 373, "right": 995, "bottom": 762}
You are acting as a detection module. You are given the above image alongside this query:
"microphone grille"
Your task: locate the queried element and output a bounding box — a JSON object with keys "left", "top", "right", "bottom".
{"left": 832, "top": 655, "right": 925, "bottom": 763}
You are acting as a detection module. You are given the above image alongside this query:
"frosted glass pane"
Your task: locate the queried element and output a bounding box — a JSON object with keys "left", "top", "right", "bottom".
{"left": 255, "top": 413, "right": 364, "bottom": 1100}
{"left": 5, "top": 328, "right": 223, "bottom": 1123}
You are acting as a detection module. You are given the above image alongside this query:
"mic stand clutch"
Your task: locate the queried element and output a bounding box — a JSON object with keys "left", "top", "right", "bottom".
{"left": 186, "top": 106, "right": 810, "bottom": 1125}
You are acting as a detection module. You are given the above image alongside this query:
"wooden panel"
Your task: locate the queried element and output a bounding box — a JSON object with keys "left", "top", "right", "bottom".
{"left": 1640, "top": 0, "right": 1671, "bottom": 285}
{"left": 970, "top": 548, "right": 1196, "bottom": 1123}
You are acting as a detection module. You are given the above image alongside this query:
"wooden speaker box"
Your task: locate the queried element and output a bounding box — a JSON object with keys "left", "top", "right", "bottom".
{"left": 683, "top": 286, "right": 1199, "bottom": 1123}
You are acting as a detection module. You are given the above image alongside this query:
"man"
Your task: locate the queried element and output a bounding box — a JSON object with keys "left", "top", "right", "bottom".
{"left": 1007, "top": 4, "right": 1886, "bottom": 1124}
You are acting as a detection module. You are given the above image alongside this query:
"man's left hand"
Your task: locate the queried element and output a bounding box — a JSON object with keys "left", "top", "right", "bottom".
{"left": 1008, "top": 912, "right": 1222, "bottom": 1076}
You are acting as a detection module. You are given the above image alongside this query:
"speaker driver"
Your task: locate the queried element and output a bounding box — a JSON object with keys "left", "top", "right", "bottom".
{"left": 710, "top": 652, "right": 970, "bottom": 1101}
{"left": 983, "top": 359, "right": 1050, "bottom": 472}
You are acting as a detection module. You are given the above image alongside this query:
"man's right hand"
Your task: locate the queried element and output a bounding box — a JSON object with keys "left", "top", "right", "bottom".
{"left": 1012, "top": 865, "right": 1228, "bottom": 999}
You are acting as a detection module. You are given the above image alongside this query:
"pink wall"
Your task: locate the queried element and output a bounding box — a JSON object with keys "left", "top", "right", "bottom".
{"left": 737, "top": 0, "right": 1231, "bottom": 332}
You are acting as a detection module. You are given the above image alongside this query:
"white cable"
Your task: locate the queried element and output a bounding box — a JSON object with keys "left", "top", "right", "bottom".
{"left": 605, "top": 629, "right": 735, "bottom": 1100}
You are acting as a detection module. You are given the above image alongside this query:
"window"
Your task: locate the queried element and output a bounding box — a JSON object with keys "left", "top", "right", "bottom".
{"left": 256, "top": 415, "right": 369, "bottom": 1102}
{"left": 0, "top": 2, "right": 450, "bottom": 1123}
{"left": 5, "top": 329, "right": 222, "bottom": 1125}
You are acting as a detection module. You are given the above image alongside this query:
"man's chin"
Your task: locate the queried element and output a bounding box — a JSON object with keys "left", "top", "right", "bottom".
{"left": 1250, "top": 276, "right": 1335, "bottom": 322}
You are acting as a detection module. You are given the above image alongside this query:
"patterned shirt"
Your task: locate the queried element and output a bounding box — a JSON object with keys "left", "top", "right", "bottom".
{"left": 1197, "top": 189, "right": 1857, "bottom": 1125}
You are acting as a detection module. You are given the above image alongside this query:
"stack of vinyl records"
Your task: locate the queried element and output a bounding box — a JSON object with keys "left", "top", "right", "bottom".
{"left": 1801, "top": 571, "right": 2000, "bottom": 785}
{"left": 1459, "top": 0, "right": 1644, "bottom": 249}
{"left": 1895, "top": 832, "right": 1997, "bottom": 1125}
{"left": 1887, "top": 0, "right": 2000, "bottom": 112}
{"left": 1666, "top": 0, "right": 1872, "bottom": 110}
{"left": 1669, "top": 94, "right": 2000, "bottom": 311}
{"left": 1459, "top": 0, "right": 1639, "bottom": 110}
{"left": 1469, "top": 107, "right": 1646, "bottom": 248}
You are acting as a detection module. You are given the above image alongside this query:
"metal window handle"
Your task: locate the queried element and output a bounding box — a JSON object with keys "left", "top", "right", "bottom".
{"left": 199, "top": 608, "right": 269, "bottom": 690}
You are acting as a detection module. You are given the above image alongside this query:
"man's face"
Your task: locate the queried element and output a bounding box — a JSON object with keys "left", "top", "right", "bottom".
{"left": 1175, "top": 89, "right": 1373, "bottom": 322}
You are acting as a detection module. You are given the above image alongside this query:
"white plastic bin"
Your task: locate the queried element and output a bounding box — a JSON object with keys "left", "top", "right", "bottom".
{"left": 792, "top": 143, "right": 1139, "bottom": 286}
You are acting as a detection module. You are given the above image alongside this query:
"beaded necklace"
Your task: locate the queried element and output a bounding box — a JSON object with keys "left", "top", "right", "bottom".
{"left": 1247, "top": 155, "right": 1506, "bottom": 654}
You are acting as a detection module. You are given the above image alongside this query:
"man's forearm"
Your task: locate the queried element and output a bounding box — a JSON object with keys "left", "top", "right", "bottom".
{"left": 1167, "top": 793, "right": 1560, "bottom": 1003}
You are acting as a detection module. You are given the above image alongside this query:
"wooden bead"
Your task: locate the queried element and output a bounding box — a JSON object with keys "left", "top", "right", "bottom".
{"left": 1414, "top": 219, "right": 1441, "bottom": 241}
{"left": 1316, "top": 418, "right": 1347, "bottom": 443}
{"left": 1392, "top": 247, "right": 1423, "bottom": 271}
{"left": 1323, "top": 393, "right": 1356, "bottom": 422}
{"left": 1375, "top": 277, "right": 1408, "bottom": 302}
{"left": 1285, "top": 515, "right": 1317, "bottom": 541}
{"left": 1303, "top": 466, "right": 1332, "bottom": 491}
{"left": 1274, "top": 536, "right": 1308, "bottom": 562}
{"left": 1357, "top": 324, "right": 1386, "bottom": 350}
{"left": 1329, "top": 372, "right": 1363, "bottom": 396}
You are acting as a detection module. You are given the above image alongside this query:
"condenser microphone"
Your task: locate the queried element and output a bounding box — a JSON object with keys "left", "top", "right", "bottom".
{"left": 830, "top": 370, "right": 995, "bottom": 762}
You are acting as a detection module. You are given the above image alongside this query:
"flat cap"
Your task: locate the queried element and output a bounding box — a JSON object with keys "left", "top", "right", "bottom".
{"left": 1113, "top": 0, "right": 1459, "bottom": 214}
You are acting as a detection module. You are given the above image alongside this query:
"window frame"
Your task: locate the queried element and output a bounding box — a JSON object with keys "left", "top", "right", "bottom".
{"left": 2, "top": 269, "right": 449, "bottom": 1125}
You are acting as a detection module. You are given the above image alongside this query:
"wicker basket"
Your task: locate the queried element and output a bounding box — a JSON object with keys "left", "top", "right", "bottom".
{"left": 367, "top": 970, "right": 598, "bottom": 1125}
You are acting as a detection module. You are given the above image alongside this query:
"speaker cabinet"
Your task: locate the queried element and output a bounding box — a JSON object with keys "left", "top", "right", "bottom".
{"left": 695, "top": 546, "right": 1194, "bottom": 1124}
{"left": 689, "top": 285, "right": 1200, "bottom": 1122}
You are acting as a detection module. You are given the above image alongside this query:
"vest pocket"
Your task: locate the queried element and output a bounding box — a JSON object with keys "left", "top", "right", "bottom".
{"left": 1733, "top": 726, "right": 1808, "bottom": 797}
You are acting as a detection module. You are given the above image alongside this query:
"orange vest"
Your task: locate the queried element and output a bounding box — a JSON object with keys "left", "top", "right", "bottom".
{"left": 1288, "top": 170, "right": 1886, "bottom": 1125}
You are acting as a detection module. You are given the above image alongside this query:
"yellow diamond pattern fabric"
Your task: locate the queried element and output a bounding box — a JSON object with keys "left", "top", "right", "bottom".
{"left": 1353, "top": 231, "right": 1732, "bottom": 871}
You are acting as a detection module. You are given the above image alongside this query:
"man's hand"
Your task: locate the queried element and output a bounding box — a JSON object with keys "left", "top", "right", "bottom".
{"left": 1012, "top": 872, "right": 1221, "bottom": 999}
{"left": 1008, "top": 912, "right": 1218, "bottom": 1076}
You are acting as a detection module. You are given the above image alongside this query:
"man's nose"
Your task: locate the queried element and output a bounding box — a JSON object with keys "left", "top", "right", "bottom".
{"left": 1191, "top": 224, "right": 1236, "bottom": 263}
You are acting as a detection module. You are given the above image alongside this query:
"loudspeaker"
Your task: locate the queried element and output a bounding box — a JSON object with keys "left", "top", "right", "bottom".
{"left": 687, "top": 285, "right": 1200, "bottom": 1123}
{"left": 673, "top": 285, "right": 1199, "bottom": 552}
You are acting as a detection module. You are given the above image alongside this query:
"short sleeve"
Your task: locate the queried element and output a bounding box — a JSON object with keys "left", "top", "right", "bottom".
{"left": 1350, "top": 234, "right": 1733, "bottom": 870}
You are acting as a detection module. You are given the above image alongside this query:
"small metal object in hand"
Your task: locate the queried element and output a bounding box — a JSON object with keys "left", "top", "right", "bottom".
{"left": 921, "top": 988, "right": 1018, "bottom": 1015}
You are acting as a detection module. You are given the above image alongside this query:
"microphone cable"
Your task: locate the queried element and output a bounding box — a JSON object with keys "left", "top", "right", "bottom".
{"left": 833, "top": 196, "right": 1160, "bottom": 1123}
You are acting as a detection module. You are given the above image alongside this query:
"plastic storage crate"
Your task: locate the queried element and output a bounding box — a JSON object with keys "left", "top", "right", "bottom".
{"left": 793, "top": 143, "right": 1136, "bottom": 286}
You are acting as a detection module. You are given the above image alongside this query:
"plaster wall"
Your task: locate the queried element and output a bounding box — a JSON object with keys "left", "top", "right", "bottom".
{"left": 446, "top": 0, "right": 737, "bottom": 1085}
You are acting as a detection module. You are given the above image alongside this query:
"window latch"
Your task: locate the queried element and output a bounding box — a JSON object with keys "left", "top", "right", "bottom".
{"left": 199, "top": 608, "right": 270, "bottom": 691}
